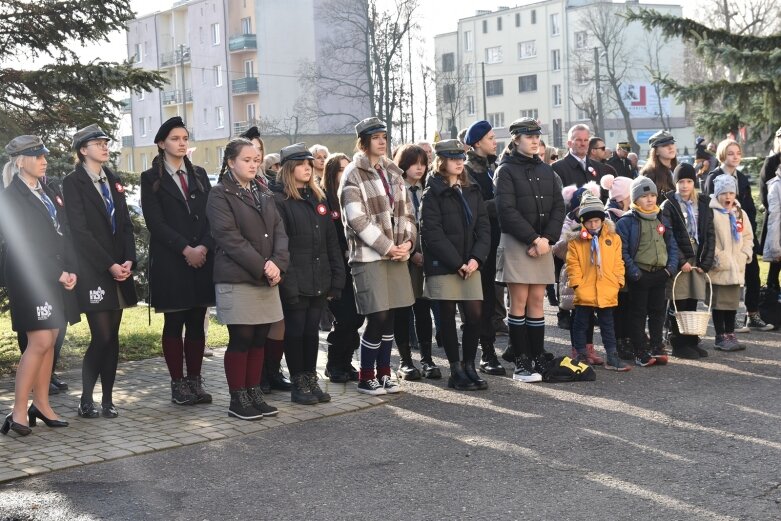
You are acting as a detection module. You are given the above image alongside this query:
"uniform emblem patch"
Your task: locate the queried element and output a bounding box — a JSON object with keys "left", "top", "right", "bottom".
{"left": 90, "top": 286, "right": 106, "bottom": 304}
{"left": 316, "top": 204, "right": 327, "bottom": 216}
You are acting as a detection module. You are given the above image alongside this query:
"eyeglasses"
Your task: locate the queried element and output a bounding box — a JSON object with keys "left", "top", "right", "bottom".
{"left": 87, "top": 142, "right": 110, "bottom": 149}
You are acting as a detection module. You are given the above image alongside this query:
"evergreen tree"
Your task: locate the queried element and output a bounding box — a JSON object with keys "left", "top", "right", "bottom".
{"left": 0, "top": 0, "right": 163, "bottom": 172}
{"left": 626, "top": 8, "right": 781, "bottom": 141}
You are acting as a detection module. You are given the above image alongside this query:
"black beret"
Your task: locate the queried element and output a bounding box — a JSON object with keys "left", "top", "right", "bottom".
{"left": 154, "top": 116, "right": 187, "bottom": 143}
{"left": 240, "top": 126, "right": 261, "bottom": 141}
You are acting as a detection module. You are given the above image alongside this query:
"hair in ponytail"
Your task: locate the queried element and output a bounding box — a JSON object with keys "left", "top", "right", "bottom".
{"left": 2, "top": 157, "right": 23, "bottom": 189}
{"left": 218, "top": 138, "right": 254, "bottom": 184}
{"left": 151, "top": 146, "right": 166, "bottom": 192}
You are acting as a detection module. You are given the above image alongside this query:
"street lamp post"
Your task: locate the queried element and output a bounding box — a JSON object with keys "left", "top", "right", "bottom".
{"left": 594, "top": 46, "right": 605, "bottom": 138}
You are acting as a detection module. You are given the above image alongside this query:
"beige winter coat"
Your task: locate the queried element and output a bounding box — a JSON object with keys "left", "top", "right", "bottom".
{"left": 708, "top": 198, "right": 753, "bottom": 286}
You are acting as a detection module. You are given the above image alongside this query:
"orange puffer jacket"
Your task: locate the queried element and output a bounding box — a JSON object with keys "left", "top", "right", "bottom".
{"left": 566, "top": 220, "right": 625, "bottom": 308}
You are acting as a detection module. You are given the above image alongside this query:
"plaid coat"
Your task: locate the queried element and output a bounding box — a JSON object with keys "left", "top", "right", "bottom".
{"left": 338, "top": 152, "right": 416, "bottom": 265}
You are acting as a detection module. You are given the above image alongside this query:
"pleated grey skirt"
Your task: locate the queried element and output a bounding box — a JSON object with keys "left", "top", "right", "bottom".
{"left": 215, "top": 283, "right": 284, "bottom": 325}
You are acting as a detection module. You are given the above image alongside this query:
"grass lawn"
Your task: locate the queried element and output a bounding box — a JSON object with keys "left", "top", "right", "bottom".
{"left": 0, "top": 306, "right": 229, "bottom": 376}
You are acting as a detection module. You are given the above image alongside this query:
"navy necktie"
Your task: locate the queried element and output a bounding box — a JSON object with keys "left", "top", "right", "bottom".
{"left": 35, "top": 186, "right": 61, "bottom": 235}
{"left": 409, "top": 185, "right": 420, "bottom": 221}
{"left": 98, "top": 177, "right": 116, "bottom": 234}
{"left": 454, "top": 185, "right": 473, "bottom": 225}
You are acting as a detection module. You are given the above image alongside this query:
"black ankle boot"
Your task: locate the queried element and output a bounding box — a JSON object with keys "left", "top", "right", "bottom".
{"left": 326, "top": 343, "right": 349, "bottom": 383}
{"left": 228, "top": 389, "right": 263, "bottom": 420}
{"left": 419, "top": 342, "right": 442, "bottom": 379}
{"left": 479, "top": 343, "right": 506, "bottom": 375}
{"left": 463, "top": 360, "right": 488, "bottom": 390}
{"left": 290, "top": 373, "right": 318, "bottom": 405}
{"left": 447, "top": 362, "right": 478, "bottom": 391}
{"left": 396, "top": 343, "right": 421, "bottom": 381}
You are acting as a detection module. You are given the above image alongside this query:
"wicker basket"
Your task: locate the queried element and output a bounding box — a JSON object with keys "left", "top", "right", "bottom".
{"left": 672, "top": 271, "right": 712, "bottom": 336}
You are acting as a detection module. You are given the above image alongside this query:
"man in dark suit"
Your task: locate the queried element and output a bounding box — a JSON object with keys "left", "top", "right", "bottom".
{"left": 552, "top": 124, "right": 599, "bottom": 188}
{"left": 607, "top": 141, "right": 634, "bottom": 178}
{"left": 588, "top": 137, "right": 616, "bottom": 203}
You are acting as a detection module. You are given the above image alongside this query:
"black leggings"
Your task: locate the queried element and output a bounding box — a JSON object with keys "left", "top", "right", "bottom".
{"left": 162, "top": 307, "right": 206, "bottom": 339}
{"left": 712, "top": 309, "right": 737, "bottom": 336}
{"left": 394, "top": 298, "right": 432, "bottom": 347}
{"left": 82, "top": 309, "right": 123, "bottom": 405}
{"left": 284, "top": 296, "right": 326, "bottom": 376}
{"left": 438, "top": 299, "right": 481, "bottom": 363}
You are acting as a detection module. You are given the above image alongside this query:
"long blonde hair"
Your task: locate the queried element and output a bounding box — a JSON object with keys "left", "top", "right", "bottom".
{"left": 1, "top": 156, "right": 24, "bottom": 188}
{"left": 278, "top": 158, "right": 325, "bottom": 201}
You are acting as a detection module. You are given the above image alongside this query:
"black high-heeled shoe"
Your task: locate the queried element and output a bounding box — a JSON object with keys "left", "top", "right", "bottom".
{"left": 28, "top": 404, "right": 69, "bottom": 428}
{"left": 1, "top": 413, "right": 32, "bottom": 436}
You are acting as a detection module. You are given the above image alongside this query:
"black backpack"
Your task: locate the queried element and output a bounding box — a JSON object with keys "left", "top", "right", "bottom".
{"left": 542, "top": 356, "right": 597, "bottom": 382}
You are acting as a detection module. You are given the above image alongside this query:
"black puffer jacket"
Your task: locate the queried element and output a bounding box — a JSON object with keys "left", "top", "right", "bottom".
{"left": 660, "top": 191, "right": 715, "bottom": 272}
{"left": 495, "top": 147, "right": 565, "bottom": 245}
{"left": 270, "top": 181, "right": 345, "bottom": 305}
{"left": 420, "top": 175, "right": 490, "bottom": 277}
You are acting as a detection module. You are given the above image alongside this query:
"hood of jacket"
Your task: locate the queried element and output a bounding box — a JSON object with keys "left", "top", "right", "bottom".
{"left": 425, "top": 173, "right": 481, "bottom": 197}
{"left": 497, "top": 142, "right": 543, "bottom": 168}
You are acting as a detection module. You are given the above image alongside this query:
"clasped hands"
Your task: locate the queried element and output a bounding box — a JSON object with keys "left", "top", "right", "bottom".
{"left": 183, "top": 245, "right": 208, "bottom": 268}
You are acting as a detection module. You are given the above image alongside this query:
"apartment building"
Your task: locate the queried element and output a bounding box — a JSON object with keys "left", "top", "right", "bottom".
{"left": 122, "top": 0, "right": 361, "bottom": 174}
{"left": 434, "top": 0, "right": 691, "bottom": 155}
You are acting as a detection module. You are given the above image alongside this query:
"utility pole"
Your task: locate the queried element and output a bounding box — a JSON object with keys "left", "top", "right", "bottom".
{"left": 481, "top": 62, "right": 487, "bottom": 120}
{"left": 408, "top": 29, "right": 415, "bottom": 141}
{"left": 594, "top": 46, "right": 604, "bottom": 138}
{"left": 179, "top": 44, "right": 187, "bottom": 126}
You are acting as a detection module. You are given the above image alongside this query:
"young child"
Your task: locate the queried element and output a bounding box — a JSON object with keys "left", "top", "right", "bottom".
{"left": 616, "top": 177, "right": 679, "bottom": 366}
{"left": 601, "top": 174, "right": 632, "bottom": 221}
{"left": 566, "top": 193, "right": 629, "bottom": 371}
{"left": 709, "top": 174, "right": 753, "bottom": 351}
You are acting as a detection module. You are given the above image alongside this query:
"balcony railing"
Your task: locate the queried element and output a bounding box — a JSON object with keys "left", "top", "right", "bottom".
{"left": 120, "top": 98, "right": 131, "bottom": 113}
{"left": 231, "top": 77, "right": 258, "bottom": 95}
{"left": 121, "top": 136, "right": 134, "bottom": 147}
{"left": 229, "top": 33, "right": 257, "bottom": 52}
{"left": 162, "top": 89, "right": 193, "bottom": 105}
{"left": 159, "top": 46, "right": 191, "bottom": 67}
{"left": 233, "top": 120, "right": 260, "bottom": 136}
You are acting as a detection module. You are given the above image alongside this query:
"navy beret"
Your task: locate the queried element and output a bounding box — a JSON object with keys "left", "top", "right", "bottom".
{"left": 464, "top": 120, "right": 492, "bottom": 146}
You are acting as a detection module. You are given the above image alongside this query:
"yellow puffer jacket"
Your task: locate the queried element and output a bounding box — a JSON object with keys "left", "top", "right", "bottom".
{"left": 566, "top": 220, "right": 625, "bottom": 308}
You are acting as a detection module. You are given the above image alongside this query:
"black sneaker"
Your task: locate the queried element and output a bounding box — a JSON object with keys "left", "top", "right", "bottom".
{"left": 186, "top": 375, "right": 213, "bottom": 404}
{"left": 228, "top": 389, "right": 263, "bottom": 420}
{"left": 635, "top": 352, "right": 657, "bottom": 367}
{"left": 420, "top": 358, "right": 442, "bottom": 379}
{"left": 512, "top": 355, "right": 542, "bottom": 383}
{"left": 357, "top": 378, "right": 387, "bottom": 396}
{"left": 247, "top": 386, "right": 278, "bottom": 416}
{"left": 747, "top": 313, "right": 774, "bottom": 331}
{"left": 307, "top": 372, "right": 331, "bottom": 403}
{"left": 171, "top": 378, "right": 197, "bottom": 405}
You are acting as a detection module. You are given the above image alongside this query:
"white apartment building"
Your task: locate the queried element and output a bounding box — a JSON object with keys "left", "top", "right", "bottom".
{"left": 434, "top": 0, "right": 692, "bottom": 155}
{"left": 122, "top": 0, "right": 363, "bottom": 174}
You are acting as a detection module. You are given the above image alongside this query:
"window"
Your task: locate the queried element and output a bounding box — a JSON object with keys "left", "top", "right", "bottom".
{"left": 205, "top": 148, "right": 211, "bottom": 165}
{"left": 443, "top": 84, "right": 456, "bottom": 103}
{"left": 553, "top": 84, "right": 562, "bottom": 106}
{"left": 552, "top": 49, "right": 561, "bottom": 71}
{"left": 518, "top": 74, "right": 537, "bottom": 92}
{"left": 141, "top": 153, "right": 148, "bottom": 171}
{"left": 487, "top": 112, "right": 505, "bottom": 128}
{"left": 497, "top": 17, "right": 502, "bottom": 31}
{"left": 531, "top": 10, "right": 537, "bottom": 24}
{"left": 464, "top": 30, "right": 473, "bottom": 52}
{"left": 139, "top": 117, "right": 147, "bottom": 137}
{"left": 244, "top": 60, "right": 254, "bottom": 78}
{"left": 137, "top": 90, "right": 145, "bottom": 101}
{"left": 485, "top": 46, "right": 502, "bottom": 64}
{"left": 241, "top": 17, "right": 252, "bottom": 34}
{"left": 577, "top": 107, "right": 590, "bottom": 121}
{"left": 515, "top": 13, "right": 520, "bottom": 27}
{"left": 520, "top": 109, "right": 539, "bottom": 119}
{"left": 247, "top": 103, "right": 256, "bottom": 122}
{"left": 201, "top": 68, "right": 207, "bottom": 85}
{"left": 216, "top": 107, "right": 225, "bottom": 128}
{"left": 217, "top": 146, "right": 224, "bottom": 165}
{"left": 482, "top": 20, "right": 488, "bottom": 34}
{"left": 576, "top": 64, "right": 590, "bottom": 84}
{"left": 550, "top": 13, "right": 560, "bottom": 36}
{"left": 214, "top": 65, "right": 223, "bottom": 86}
{"left": 518, "top": 40, "right": 536, "bottom": 60}
{"left": 199, "top": 26, "right": 204, "bottom": 44}
{"left": 203, "top": 108, "right": 208, "bottom": 125}
{"left": 211, "top": 23, "right": 220, "bottom": 45}
{"left": 467, "top": 96, "right": 476, "bottom": 115}
{"left": 553, "top": 119, "right": 563, "bottom": 147}
{"left": 465, "top": 63, "right": 474, "bottom": 83}
{"left": 486, "top": 79, "right": 504, "bottom": 96}
{"left": 575, "top": 31, "right": 588, "bottom": 49}
{"left": 133, "top": 43, "right": 143, "bottom": 63}
{"left": 127, "top": 154, "right": 134, "bottom": 172}
{"left": 442, "top": 52, "right": 455, "bottom": 72}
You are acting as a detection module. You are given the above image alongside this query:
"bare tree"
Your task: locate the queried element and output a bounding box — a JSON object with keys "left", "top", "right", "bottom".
{"left": 435, "top": 64, "right": 472, "bottom": 139}
{"left": 567, "top": 56, "right": 617, "bottom": 137}
{"left": 420, "top": 61, "right": 435, "bottom": 142}
{"left": 644, "top": 30, "right": 673, "bottom": 131}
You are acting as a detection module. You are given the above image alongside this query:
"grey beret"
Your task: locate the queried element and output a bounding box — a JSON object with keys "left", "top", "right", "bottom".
{"left": 280, "top": 143, "right": 314, "bottom": 165}
{"left": 509, "top": 117, "right": 542, "bottom": 136}
{"left": 355, "top": 117, "right": 386, "bottom": 137}
{"left": 434, "top": 139, "right": 466, "bottom": 160}
{"left": 5, "top": 135, "right": 49, "bottom": 157}
{"left": 72, "top": 124, "right": 111, "bottom": 150}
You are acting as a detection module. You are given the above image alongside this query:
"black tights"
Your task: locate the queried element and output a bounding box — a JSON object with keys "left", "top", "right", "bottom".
{"left": 394, "top": 298, "right": 433, "bottom": 347}
{"left": 162, "top": 307, "right": 206, "bottom": 340}
{"left": 364, "top": 309, "right": 394, "bottom": 344}
{"left": 438, "top": 300, "right": 481, "bottom": 364}
{"left": 712, "top": 309, "right": 737, "bottom": 336}
{"left": 82, "top": 310, "right": 123, "bottom": 406}
{"left": 284, "top": 297, "right": 326, "bottom": 376}
{"left": 226, "top": 324, "right": 270, "bottom": 353}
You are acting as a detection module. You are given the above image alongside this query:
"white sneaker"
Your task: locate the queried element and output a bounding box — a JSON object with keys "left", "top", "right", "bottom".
{"left": 379, "top": 375, "right": 401, "bottom": 394}
{"left": 512, "top": 356, "right": 543, "bottom": 383}
{"left": 357, "top": 378, "right": 387, "bottom": 396}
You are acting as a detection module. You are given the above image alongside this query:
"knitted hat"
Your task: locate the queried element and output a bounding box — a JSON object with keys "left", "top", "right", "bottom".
{"left": 712, "top": 173, "right": 737, "bottom": 198}
{"left": 464, "top": 120, "right": 492, "bottom": 146}
{"left": 600, "top": 174, "right": 631, "bottom": 202}
{"left": 674, "top": 163, "right": 697, "bottom": 183}
{"left": 578, "top": 193, "right": 606, "bottom": 222}
{"left": 630, "top": 176, "right": 658, "bottom": 202}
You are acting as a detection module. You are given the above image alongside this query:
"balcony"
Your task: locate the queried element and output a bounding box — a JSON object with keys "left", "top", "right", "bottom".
{"left": 159, "top": 46, "right": 191, "bottom": 67}
{"left": 233, "top": 120, "right": 260, "bottom": 136}
{"left": 229, "top": 33, "right": 257, "bottom": 52}
{"left": 231, "top": 77, "right": 258, "bottom": 95}
{"left": 121, "top": 136, "right": 134, "bottom": 148}
{"left": 120, "top": 98, "right": 131, "bottom": 113}
{"left": 162, "top": 89, "right": 193, "bottom": 105}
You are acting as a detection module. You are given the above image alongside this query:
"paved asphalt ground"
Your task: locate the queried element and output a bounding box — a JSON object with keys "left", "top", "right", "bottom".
{"left": 1, "top": 314, "right": 781, "bottom": 520}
